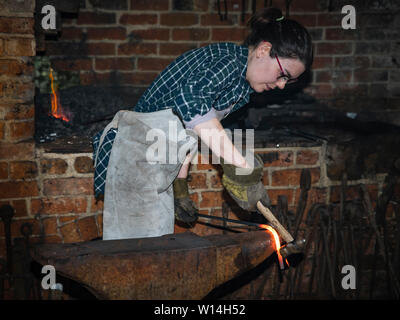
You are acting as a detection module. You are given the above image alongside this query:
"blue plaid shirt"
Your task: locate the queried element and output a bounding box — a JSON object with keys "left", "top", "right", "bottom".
{"left": 93, "top": 42, "right": 253, "bottom": 196}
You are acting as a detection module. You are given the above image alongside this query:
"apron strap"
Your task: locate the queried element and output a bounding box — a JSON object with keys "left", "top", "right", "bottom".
{"left": 94, "top": 110, "right": 127, "bottom": 168}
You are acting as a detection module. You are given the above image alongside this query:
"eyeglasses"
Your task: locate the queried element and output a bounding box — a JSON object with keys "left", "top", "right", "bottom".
{"left": 275, "top": 54, "right": 297, "bottom": 84}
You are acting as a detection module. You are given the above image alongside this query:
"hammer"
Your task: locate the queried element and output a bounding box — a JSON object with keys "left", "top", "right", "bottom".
{"left": 256, "top": 201, "right": 305, "bottom": 259}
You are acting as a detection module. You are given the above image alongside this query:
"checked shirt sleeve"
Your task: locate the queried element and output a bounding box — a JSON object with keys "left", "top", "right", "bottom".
{"left": 173, "top": 56, "right": 240, "bottom": 123}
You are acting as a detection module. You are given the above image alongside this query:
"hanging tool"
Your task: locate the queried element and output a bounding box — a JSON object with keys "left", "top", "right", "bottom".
{"left": 360, "top": 184, "right": 400, "bottom": 299}
{"left": 294, "top": 169, "right": 311, "bottom": 238}
{"left": 217, "top": 0, "right": 228, "bottom": 21}
{"left": 0, "top": 205, "right": 14, "bottom": 275}
{"left": 0, "top": 258, "right": 6, "bottom": 299}
{"left": 241, "top": 0, "right": 246, "bottom": 22}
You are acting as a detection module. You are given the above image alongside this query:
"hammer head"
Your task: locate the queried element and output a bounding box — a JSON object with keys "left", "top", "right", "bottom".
{"left": 279, "top": 238, "right": 306, "bottom": 261}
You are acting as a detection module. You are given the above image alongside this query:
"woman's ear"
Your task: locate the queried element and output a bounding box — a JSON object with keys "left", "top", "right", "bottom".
{"left": 257, "top": 41, "right": 272, "bottom": 58}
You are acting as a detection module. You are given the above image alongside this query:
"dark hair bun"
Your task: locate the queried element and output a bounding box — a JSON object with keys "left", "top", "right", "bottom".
{"left": 248, "top": 7, "right": 283, "bottom": 30}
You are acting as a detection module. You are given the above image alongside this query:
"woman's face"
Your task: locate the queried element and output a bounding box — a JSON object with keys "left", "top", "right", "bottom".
{"left": 246, "top": 42, "right": 306, "bottom": 93}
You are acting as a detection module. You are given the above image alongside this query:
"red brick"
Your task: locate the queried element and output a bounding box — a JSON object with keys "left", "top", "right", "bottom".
{"left": 172, "top": 28, "right": 210, "bottom": 41}
{"left": 200, "top": 191, "right": 224, "bottom": 208}
{"left": 59, "top": 221, "right": 81, "bottom": 243}
{"left": 0, "top": 122, "right": 4, "bottom": 140}
{"left": 130, "top": 29, "right": 170, "bottom": 41}
{"left": 122, "top": 72, "right": 158, "bottom": 86}
{"left": 300, "top": 188, "right": 328, "bottom": 216}
{"left": 315, "top": 70, "right": 331, "bottom": 83}
{"left": 95, "top": 58, "right": 135, "bottom": 71}
{"left": 96, "top": 214, "right": 103, "bottom": 236}
{"left": 354, "top": 70, "right": 388, "bottom": 83}
{"left": 43, "top": 178, "right": 93, "bottom": 196}
{"left": 5, "top": 38, "right": 35, "bottom": 56}
{"left": 0, "top": 142, "right": 34, "bottom": 161}
{"left": 0, "top": 59, "right": 33, "bottom": 75}
{"left": 211, "top": 0, "right": 246, "bottom": 12}
{"left": 317, "top": 42, "right": 353, "bottom": 55}
{"left": 118, "top": 43, "right": 157, "bottom": 55}
{"left": 325, "top": 28, "right": 358, "bottom": 41}
{"left": 77, "top": 12, "right": 116, "bottom": 25}
{"left": 303, "top": 84, "right": 334, "bottom": 98}
{"left": 59, "top": 216, "right": 77, "bottom": 224}
{"left": 262, "top": 171, "right": 269, "bottom": 186}
{"left": 290, "top": 14, "right": 317, "bottom": 27}
{"left": 296, "top": 150, "right": 319, "bottom": 165}
{"left": 0, "top": 17, "right": 34, "bottom": 34}
{"left": 330, "top": 184, "right": 378, "bottom": 203}
{"left": 200, "top": 14, "right": 236, "bottom": 26}
{"left": 12, "top": 199, "right": 28, "bottom": 217}
{"left": 8, "top": 121, "right": 34, "bottom": 141}
{"left": 0, "top": 181, "right": 38, "bottom": 199}
{"left": 51, "top": 58, "right": 92, "bottom": 71}
{"left": 210, "top": 173, "right": 223, "bottom": 189}
{"left": 60, "top": 27, "right": 84, "bottom": 40}
{"left": 74, "top": 156, "right": 94, "bottom": 173}
{"left": 10, "top": 219, "right": 40, "bottom": 238}
{"left": 4, "top": 104, "right": 34, "bottom": 120}
{"left": 258, "top": 151, "right": 294, "bottom": 167}
{"left": 1, "top": 80, "right": 34, "bottom": 101}
{"left": 137, "top": 57, "right": 172, "bottom": 71}
{"left": 335, "top": 56, "right": 370, "bottom": 69}
{"left": 189, "top": 192, "right": 199, "bottom": 207}
{"left": 9, "top": 161, "right": 38, "bottom": 179}
{"left": 31, "top": 197, "right": 88, "bottom": 215}
{"left": 193, "top": 0, "right": 209, "bottom": 11}
{"left": 291, "top": 1, "right": 320, "bottom": 12}
{"left": 271, "top": 169, "right": 302, "bottom": 187}
{"left": 42, "top": 217, "right": 58, "bottom": 235}
{"left": 211, "top": 27, "right": 247, "bottom": 42}
{"left": 312, "top": 57, "right": 333, "bottom": 69}
{"left": 90, "top": 196, "right": 104, "bottom": 212}
{"left": 187, "top": 173, "right": 207, "bottom": 189}
{"left": 130, "top": 0, "right": 169, "bottom": 10}
{"left": 310, "top": 168, "right": 321, "bottom": 185}
{"left": 159, "top": 43, "right": 197, "bottom": 56}
{"left": 120, "top": 14, "right": 158, "bottom": 25}
{"left": 86, "top": 43, "right": 115, "bottom": 55}
{"left": 77, "top": 216, "right": 98, "bottom": 241}
{"left": 0, "top": 162, "right": 7, "bottom": 179}
{"left": 40, "top": 158, "right": 68, "bottom": 175}
{"left": 161, "top": 13, "right": 198, "bottom": 26}
{"left": 87, "top": 27, "right": 126, "bottom": 40}
{"left": 317, "top": 13, "right": 343, "bottom": 26}
{"left": 267, "top": 189, "right": 294, "bottom": 206}
{"left": 194, "top": 153, "right": 220, "bottom": 171}
{"left": 80, "top": 71, "right": 158, "bottom": 86}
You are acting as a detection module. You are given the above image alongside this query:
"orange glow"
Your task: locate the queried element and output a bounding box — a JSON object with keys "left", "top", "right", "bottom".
{"left": 259, "top": 224, "right": 285, "bottom": 270}
{"left": 49, "top": 68, "right": 69, "bottom": 122}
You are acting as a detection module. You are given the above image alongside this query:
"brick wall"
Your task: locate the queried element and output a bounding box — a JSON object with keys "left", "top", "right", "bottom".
{"left": 42, "top": 0, "right": 400, "bottom": 112}
{"left": 0, "top": 0, "right": 37, "bottom": 255}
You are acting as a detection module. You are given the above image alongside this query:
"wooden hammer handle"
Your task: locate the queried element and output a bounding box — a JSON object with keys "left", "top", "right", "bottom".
{"left": 257, "top": 201, "right": 294, "bottom": 243}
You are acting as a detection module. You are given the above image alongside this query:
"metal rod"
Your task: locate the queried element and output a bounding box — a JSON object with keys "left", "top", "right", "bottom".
{"left": 197, "top": 213, "right": 264, "bottom": 228}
